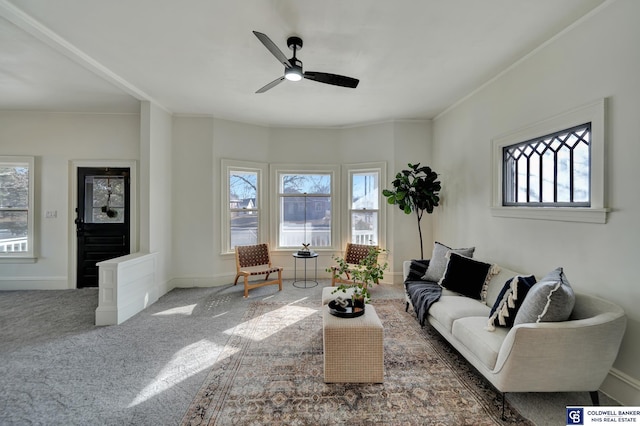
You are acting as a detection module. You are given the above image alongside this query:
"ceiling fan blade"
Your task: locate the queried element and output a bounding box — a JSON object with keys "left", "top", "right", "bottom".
{"left": 304, "top": 71, "right": 359, "bottom": 88}
{"left": 253, "top": 31, "right": 291, "bottom": 69}
{"left": 256, "top": 76, "right": 286, "bottom": 93}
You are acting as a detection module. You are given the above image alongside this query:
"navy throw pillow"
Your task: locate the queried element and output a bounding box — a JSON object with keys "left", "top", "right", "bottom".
{"left": 487, "top": 275, "right": 537, "bottom": 330}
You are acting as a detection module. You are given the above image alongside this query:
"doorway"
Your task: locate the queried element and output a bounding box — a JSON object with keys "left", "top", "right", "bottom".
{"left": 75, "top": 167, "right": 130, "bottom": 288}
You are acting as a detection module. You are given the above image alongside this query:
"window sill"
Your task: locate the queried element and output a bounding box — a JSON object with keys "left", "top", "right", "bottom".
{"left": 0, "top": 256, "right": 37, "bottom": 264}
{"left": 490, "top": 207, "right": 609, "bottom": 224}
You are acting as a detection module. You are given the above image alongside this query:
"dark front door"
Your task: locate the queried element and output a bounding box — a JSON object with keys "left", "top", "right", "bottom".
{"left": 76, "top": 167, "right": 130, "bottom": 288}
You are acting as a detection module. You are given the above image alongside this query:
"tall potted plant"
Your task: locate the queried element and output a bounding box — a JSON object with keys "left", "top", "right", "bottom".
{"left": 382, "top": 163, "right": 441, "bottom": 259}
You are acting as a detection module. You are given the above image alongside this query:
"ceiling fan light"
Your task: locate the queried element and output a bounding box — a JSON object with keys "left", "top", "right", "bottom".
{"left": 285, "top": 67, "right": 302, "bottom": 81}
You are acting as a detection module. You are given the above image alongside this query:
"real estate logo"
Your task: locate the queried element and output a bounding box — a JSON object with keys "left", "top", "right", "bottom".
{"left": 566, "top": 407, "right": 584, "bottom": 425}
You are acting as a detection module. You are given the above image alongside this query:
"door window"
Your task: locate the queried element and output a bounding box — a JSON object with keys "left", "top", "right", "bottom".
{"left": 84, "top": 176, "right": 125, "bottom": 223}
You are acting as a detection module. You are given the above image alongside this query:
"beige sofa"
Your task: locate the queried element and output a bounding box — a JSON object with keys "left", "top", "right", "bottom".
{"left": 403, "top": 260, "right": 627, "bottom": 404}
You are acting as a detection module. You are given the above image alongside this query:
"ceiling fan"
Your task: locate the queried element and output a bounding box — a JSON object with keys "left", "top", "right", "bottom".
{"left": 252, "top": 31, "right": 359, "bottom": 93}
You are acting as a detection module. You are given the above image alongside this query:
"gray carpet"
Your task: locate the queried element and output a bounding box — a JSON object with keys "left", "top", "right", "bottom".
{"left": 0, "top": 281, "right": 616, "bottom": 425}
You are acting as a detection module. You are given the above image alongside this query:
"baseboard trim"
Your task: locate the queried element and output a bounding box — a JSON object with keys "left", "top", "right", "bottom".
{"left": 0, "top": 276, "right": 69, "bottom": 290}
{"left": 601, "top": 367, "right": 640, "bottom": 406}
{"left": 170, "top": 276, "right": 233, "bottom": 288}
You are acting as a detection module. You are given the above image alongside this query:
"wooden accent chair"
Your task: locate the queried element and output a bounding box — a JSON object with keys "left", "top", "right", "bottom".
{"left": 234, "top": 243, "right": 283, "bottom": 298}
{"left": 330, "top": 243, "right": 379, "bottom": 287}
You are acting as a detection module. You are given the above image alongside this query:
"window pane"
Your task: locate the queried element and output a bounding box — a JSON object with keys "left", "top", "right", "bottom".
{"left": 0, "top": 211, "right": 28, "bottom": 252}
{"left": 351, "top": 211, "right": 378, "bottom": 245}
{"left": 0, "top": 166, "right": 29, "bottom": 208}
{"left": 540, "top": 151, "right": 553, "bottom": 203}
{"left": 280, "top": 196, "right": 331, "bottom": 248}
{"left": 351, "top": 172, "right": 379, "bottom": 209}
{"left": 230, "top": 211, "right": 258, "bottom": 248}
{"left": 557, "top": 147, "right": 571, "bottom": 203}
{"left": 85, "top": 176, "right": 125, "bottom": 224}
{"left": 529, "top": 155, "right": 540, "bottom": 202}
{"left": 230, "top": 171, "right": 258, "bottom": 208}
{"left": 281, "top": 174, "right": 330, "bottom": 195}
{"left": 574, "top": 143, "right": 590, "bottom": 202}
{"left": 516, "top": 156, "right": 528, "bottom": 202}
{"left": 503, "top": 157, "right": 516, "bottom": 203}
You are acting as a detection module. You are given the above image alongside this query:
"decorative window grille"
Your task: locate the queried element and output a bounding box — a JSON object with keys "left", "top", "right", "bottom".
{"left": 503, "top": 123, "right": 591, "bottom": 207}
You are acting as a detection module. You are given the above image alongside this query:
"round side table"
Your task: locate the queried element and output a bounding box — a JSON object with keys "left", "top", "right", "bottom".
{"left": 292, "top": 252, "right": 319, "bottom": 288}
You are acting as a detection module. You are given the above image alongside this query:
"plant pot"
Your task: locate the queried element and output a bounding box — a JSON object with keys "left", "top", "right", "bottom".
{"left": 352, "top": 294, "right": 365, "bottom": 311}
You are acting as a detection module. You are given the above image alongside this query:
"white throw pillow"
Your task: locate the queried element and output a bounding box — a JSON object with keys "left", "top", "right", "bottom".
{"left": 421, "top": 241, "right": 475, "bottom": 282}
{"left": 513, "top": 267, "right": 575, "bottom": 325}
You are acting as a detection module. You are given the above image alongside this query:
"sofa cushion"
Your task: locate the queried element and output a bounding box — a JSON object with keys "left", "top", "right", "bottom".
{"left": 514, "top": 267, "right": 575, "bottom": 325}
{"left": 406, "top": 259, "right": 430, "bottom": 281}
{"left": 428, "top": 295, "right": 491, "bottom": 333}
{"left": 487, "top": 275, "right": 537, "bottom": 330}
{"left": 452, "top": 317, "right": 509, "bottom": 370}
{"left": 421, "top": 242, "right": 475, "bottom": 282}
{"left": 438, "top": 252, "right": 499, "bottom": 301}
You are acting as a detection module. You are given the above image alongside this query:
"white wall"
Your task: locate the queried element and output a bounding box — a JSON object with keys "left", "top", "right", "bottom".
{"left": 388, "top": 121, "right": 434, "bottom": 263}
{"left": 0, "top": 111, "right": 140, "bottom": 289}
{"left": 0, "top": 111, "right": 432, "bottom": 291}
{"left": 432, "top": 0, "right": 640, "bottom": 405}
{"left": 140, "top": 102, "right": 173, "bottom": 294}
{"left": 171, "top": 117, "right": 216, "bottom": 286}
{"left": 170, "top": 118, "right": 432, "bottom": 286}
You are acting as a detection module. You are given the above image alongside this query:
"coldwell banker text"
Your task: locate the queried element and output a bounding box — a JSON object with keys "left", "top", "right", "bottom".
{"left": 567, "top": 407, "right": 640, "bottom": 425}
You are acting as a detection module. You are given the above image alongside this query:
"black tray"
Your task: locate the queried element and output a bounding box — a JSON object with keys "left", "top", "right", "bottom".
{"left": 328, "top": 299, "right": 365, "bottom": 318}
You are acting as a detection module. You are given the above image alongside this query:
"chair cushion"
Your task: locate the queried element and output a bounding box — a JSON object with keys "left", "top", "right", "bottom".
{"left": 237, "top": 244, "right": 271, "bottom": 267}
{"left": 240, "top": 266, "right": 282, "bottom": 276}
{"left": 345, "top": 244, "right": 375, "bottom": 264}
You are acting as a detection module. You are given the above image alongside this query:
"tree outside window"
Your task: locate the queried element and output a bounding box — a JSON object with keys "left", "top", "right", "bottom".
{"left": 229, "top": 170, "right": 259, "bottom": 248}
{"left": 0, "top": 156, "right": 34, "bottom": 257}
{"left": 279, "top": 173, "right": 332, "bottom": 249}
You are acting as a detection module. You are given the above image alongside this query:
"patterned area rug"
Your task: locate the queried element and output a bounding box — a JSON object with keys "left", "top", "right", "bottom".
{"left": 181, "top": 299, "right": 532, "bottom": 425}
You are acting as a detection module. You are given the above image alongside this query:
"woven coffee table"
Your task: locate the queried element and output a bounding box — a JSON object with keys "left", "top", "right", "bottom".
{"left": 322, "top": 303, "right": 384, "bottom": 383}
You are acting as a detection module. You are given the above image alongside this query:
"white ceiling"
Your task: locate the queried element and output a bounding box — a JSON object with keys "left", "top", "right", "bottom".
{"left": 0, "top": 0, "right": 606, "bottom": 128}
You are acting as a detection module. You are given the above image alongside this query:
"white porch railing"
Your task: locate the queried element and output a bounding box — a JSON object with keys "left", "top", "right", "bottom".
{"left": 280, "top": 228, "right": 331, "bottom": 247}
{"left": 279, "top": 229, "right": 376, "bottom": 247}
{"left": 352, "top": 230, "right": 376, "bottom": 245}
{"left": 0, "top": 238, "right": 28, "bottom": 252}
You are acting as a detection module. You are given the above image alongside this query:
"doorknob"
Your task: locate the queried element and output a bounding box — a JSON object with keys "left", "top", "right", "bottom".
{"left": 74, "top": 210, "right": 84, "bottom": 234}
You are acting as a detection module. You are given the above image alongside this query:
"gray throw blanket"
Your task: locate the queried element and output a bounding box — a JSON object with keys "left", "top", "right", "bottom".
{"left": 405, "top": 280, "right": 442, "bottom": 326}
